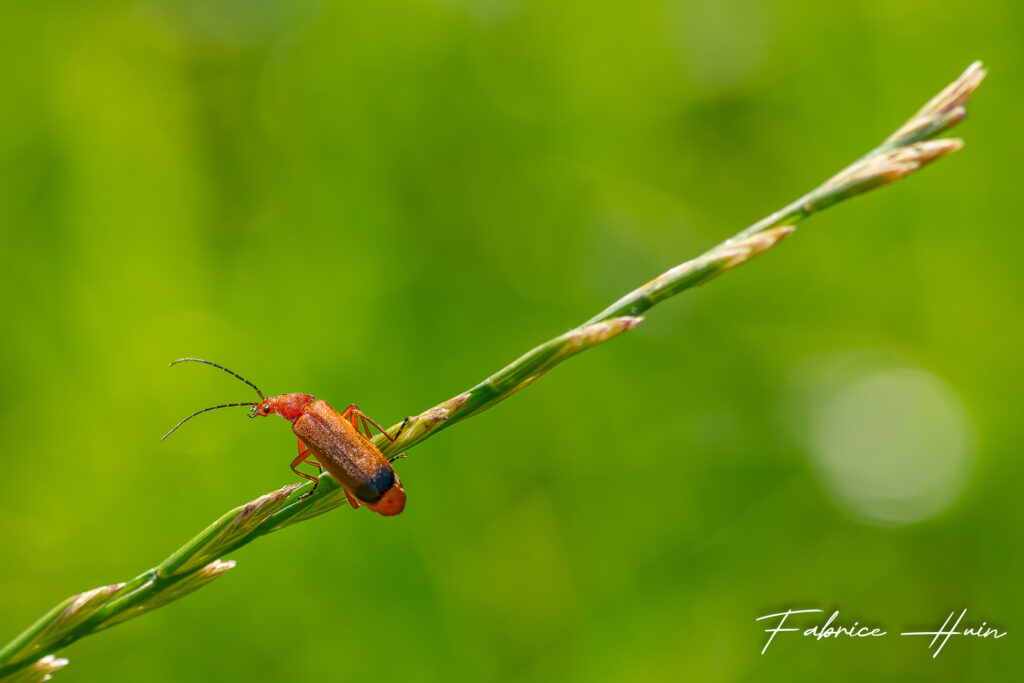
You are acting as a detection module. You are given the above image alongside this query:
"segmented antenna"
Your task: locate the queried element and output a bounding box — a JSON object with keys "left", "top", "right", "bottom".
{"left": 162, "top": 358, "right": 267, "bottom": 441}
{"left": 161, "top": 402, "right": 257, "bottom": 441}
{"left": 170, "top": 358, "right": 265, "bottom": 399}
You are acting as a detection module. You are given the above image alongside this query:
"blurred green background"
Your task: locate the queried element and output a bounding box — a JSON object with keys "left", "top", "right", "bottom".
{"left": 0, "top": 1, "right": 1020, "bottom": 681}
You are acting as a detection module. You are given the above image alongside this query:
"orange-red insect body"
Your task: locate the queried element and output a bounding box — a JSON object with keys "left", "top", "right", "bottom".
{"left": 163, "top": 358, "right": 406, "bottom": 516}
{"left": 255, "top": 393, "right": 406, "bottom": 516}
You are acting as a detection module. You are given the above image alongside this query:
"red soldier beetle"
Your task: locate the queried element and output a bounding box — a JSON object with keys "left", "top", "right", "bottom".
{"left": 162, "top": 358, "right": 408, "bottom": 516}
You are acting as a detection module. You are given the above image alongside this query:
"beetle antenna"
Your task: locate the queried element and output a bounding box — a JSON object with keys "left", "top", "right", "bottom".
{"left": 170, "top": 357, "right": 266, "bottom": 400}
{"left": 161, "top": 402, "right": 258, "bottom": 441}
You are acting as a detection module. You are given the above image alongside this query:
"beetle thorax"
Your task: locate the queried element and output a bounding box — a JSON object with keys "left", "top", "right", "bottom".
{"left": 260, "top": 393, "right": 316, "bottom": 421}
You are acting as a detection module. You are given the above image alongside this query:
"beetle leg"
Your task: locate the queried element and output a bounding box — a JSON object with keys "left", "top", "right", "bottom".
{"left": 342, "top": 488, "right": 362, "bottom": 510}
{"left": 297, "top": 438, "right": 322, "bottom": 470}
{"left": 292, "top": 447, "right": 321, "bottom": 501}
{"left": 389, "top": 452, "right": 408, "bottom": 463}
{"left": 358, "top": 410, "right": 398, "bottom": 442}
{"left": 342, "top": 404, "right": 405, "bottom": 444}
{"left": 393, "top": 416, "right": 411, "bottom": 439}
{"left": 340, "top": 403, "right": 360, "bottom": 430}
{"left": 358, "top": 413, "right": 373, "bottom": 439}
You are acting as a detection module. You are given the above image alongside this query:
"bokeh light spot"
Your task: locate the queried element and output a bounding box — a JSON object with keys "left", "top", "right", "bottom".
{"left": 804, "top": 355, "right": 975, "bottom": 526}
